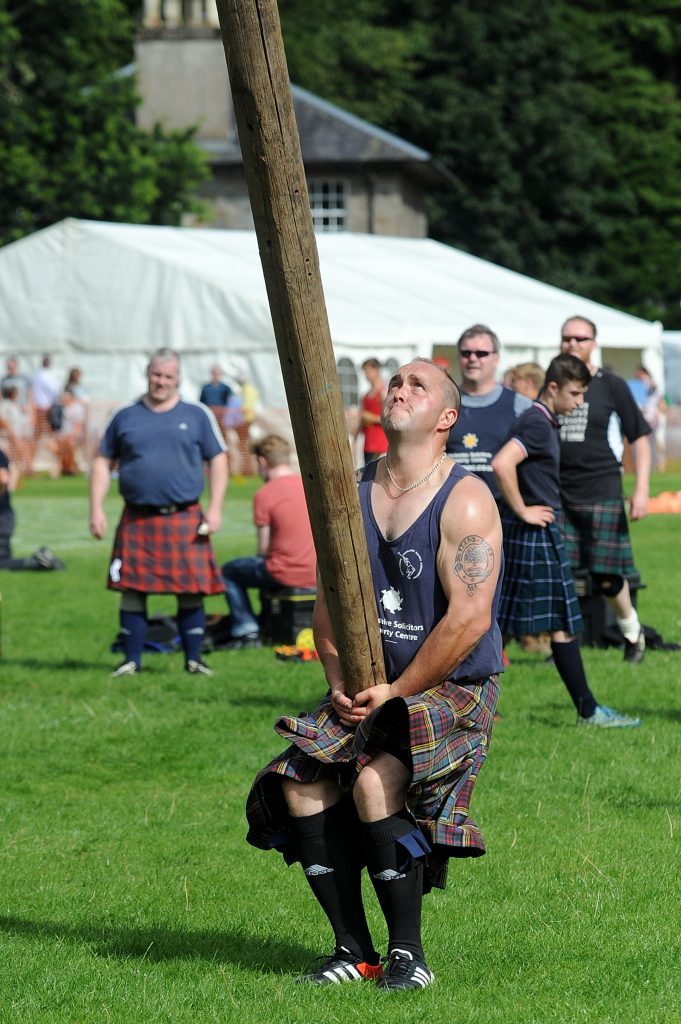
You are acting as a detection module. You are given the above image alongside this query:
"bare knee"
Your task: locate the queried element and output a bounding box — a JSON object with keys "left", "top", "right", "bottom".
{"left": 282, "top": 777, "right": 342, "bottom": 817}
{"left": 353, "top": 753, "right": 410, "bottom": 822}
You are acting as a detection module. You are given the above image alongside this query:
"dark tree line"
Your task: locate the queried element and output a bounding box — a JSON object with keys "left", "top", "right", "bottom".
{"left": 0, "top": 0, "right": 207, "bottom": 246}
{"left": 279, "top": 0, "right": 681, "bottom": 327}
{"left": 2, "top": 1, "right": 680, "bottom": 326}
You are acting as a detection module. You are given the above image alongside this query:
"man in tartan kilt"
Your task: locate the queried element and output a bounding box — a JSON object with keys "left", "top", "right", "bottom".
{"left": 558, "top": 317, "right": 651, "bottom": 662}
{"left": 89, "top": 348, "right": 227, "bottom": 677}
{"left": 246, "top": 359, "right": 504, "bottom": 991}
{"left": 492, "top": 354, "right": 640, "bottom": 729}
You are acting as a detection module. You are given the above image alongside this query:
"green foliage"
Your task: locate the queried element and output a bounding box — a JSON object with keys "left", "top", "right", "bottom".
{"left": 0, "top": 474, "right": 680, "bottom": 1021}
{"left": 280, "top": 0, "right": 681, "bottom": 327}
{"left": 0, "top": 0, "right": 207, "bottom": 246}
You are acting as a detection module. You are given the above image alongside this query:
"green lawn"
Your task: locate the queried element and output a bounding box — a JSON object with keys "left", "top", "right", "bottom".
{"left": 1, "top": 473, "right": 680, "bottom": 1023}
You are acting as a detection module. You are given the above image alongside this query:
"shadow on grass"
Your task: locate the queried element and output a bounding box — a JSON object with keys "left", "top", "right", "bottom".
{"left": 0, "top": 914, "right": 310, "bottom": 972}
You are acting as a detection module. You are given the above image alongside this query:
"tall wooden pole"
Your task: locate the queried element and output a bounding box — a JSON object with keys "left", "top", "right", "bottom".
{"left": 215, "top": 1, "right": 386, "bottom": 695}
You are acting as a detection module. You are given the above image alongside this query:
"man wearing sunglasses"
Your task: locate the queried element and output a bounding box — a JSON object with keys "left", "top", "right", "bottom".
{"left": 446, "top": 325, "right": 532, "bottom": 499}
{"left": 557, "top": 316, "right": 650, "bottom": 662}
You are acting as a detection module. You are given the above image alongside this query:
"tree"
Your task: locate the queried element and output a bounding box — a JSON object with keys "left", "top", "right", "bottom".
{"left": 280, "top": 0, "right": 681, "bottom": 326}
{"left": 0, "top": 0, "right": 208, "bottom": 246}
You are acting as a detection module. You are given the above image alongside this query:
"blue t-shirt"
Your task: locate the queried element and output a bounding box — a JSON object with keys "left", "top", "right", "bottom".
{"left": 199, "top": 381, "right": 232, "bottom": 407}
{"left": 446, "top": 386, "right": 532, "bottom": 499}
{"left": 507, "top": 402, "right": 561, "bottom": 510}
{"left": 360, "top": 460, "right": 504, "bottom": 684}
{"left": 100, "top": 399, "right": 226, "bottom": 506}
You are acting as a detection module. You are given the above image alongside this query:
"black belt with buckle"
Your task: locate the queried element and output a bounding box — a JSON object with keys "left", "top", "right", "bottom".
{"left": 128, "top": 501, "right": 198, "bottom": 516}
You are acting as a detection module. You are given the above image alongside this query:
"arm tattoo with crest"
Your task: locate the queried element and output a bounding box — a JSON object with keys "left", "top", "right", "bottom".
{"left": 454, "top": 535, "right": 494, "bottom": 595}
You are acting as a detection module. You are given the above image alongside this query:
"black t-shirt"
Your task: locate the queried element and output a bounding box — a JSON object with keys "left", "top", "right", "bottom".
{"left": 558, "top": 369, "right": 650, "bottom": 503}
{"left": 507, "top": 403, "right": 561, "bottom": 510}
{"left": 0, "top": 449, "right": 11, "bottom": 514}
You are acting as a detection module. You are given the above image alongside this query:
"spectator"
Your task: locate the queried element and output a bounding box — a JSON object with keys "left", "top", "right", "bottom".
{"left": 200, "top": 365, "right": 232, "bottom": 413}
{"left": 89, "top": 348, "right": 228, "bottom": 677}
{"left": 1, "top": 356, "right": 31, "bottom": 412}
{"left": 360, "top": 358, "right": 389, "bottom": 462}
{"left": 510, "top": 362, "right": 545, "bottom": 400}
{"left": 446, "top": 325, "right": 532, "bottom": 500}
{"left": 558, "top": 316, "right": 650, "bottom": 662}
{"left": 0, "top": 385, "right": 32, "bottom": 487}
{"left": 221, "top": 434, "right": 316, "bottom": 648}
{"left": 31, "top": 355, "right": 60, "bottom": 437}
{"left": 492, "top": 354, "right": 640, "bottom": 728}
{"left": 47, "top": 391, "right": 87, "bottom": 477}
{"left": 0, "top": 447, "right": 64, "bottom": 570}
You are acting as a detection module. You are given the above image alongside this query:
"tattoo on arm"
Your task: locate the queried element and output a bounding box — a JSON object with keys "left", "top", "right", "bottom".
{"left": 454, "top": 535, "right": 495, "bottom": 595}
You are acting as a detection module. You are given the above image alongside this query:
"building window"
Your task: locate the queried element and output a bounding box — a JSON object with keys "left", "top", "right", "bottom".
{"left": 336, "top": 358, "right": 359, "bottom": 407}
{"left": 309, "top": 179, "right": 347, "bottom": 232}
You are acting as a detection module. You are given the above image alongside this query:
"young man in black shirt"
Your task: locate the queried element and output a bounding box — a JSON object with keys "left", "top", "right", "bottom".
{"left": 558, "top": 317, "right": 650, "bottom": 662}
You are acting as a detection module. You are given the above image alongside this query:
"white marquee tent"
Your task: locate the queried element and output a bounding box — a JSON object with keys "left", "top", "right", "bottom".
{"left": 0, "top": 218, "right": 663, "bottom": 409}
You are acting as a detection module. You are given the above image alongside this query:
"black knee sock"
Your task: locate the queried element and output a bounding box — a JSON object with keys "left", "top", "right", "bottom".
{"left": 289, "top": 803, "right": 379, "bottom": 964}
{"left": 551, "top": 638, "right": 598, "bottom": 718}
{"left": 362, "top": 810, "right": 426, "bottom": 961}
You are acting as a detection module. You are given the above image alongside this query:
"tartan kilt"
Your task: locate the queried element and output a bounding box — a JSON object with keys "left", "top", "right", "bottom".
{"left": 107, "top": 503, "right": 224, "bottom": 595}
{"left": 498, "top": 515, "right": 582, "bottom": 637}
{"left": 560, "top": 499, "right": 636, "bottom": 576}
{"left": 246, "top": 674, "right": 500, "bottom": 891}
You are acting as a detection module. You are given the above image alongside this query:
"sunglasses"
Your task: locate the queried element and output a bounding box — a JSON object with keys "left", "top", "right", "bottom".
{"left": 561, "top": 335, "right": 594, "bottom": 344}
{"left": 459, "top": 349, "right": 494, "bottom": 359}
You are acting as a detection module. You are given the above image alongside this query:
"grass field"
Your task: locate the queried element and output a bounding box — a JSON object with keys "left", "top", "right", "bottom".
{"left": 1, "top": 473, "right": 680, "bottom": 1023}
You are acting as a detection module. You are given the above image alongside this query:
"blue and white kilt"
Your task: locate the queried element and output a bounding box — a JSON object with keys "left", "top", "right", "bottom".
{"left": 498, "top": 513, "right": 582, "bottom": 637}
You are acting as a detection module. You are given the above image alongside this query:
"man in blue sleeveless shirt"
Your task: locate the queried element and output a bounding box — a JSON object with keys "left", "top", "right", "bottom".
{"left": 446, "top": 324, "right": 531, "bottom": 501}
{"left": 246, "top": 359, "right": 504, "bottom": 991}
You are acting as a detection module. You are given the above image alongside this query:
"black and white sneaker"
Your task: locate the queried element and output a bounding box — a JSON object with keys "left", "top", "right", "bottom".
{"left": 186, "top": 659, "right": 213, "bottom": 677}
{"left": 623, "top": 627, "right": 645, "bottom": 663}
{"left": 296, "top": 947, "right": 383, "bottom": 985}
{"left": 376, "top": 949, "right": 434, "bottom": 992}
{"left": 111, "top": 661, "right": 140, "bottom": 678}
{"left": 34, "top": 546, "right": 66, "bottom": 570}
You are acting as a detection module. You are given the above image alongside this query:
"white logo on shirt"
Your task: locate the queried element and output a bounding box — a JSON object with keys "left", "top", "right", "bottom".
{"left": 381, "top": 588, "right": 403, "bottom": 613}
{"left": 178, "top": 422, "right": 189, "bottom": 430}
{"left": 398, "top": 549, "right": 423, "bottom": 580}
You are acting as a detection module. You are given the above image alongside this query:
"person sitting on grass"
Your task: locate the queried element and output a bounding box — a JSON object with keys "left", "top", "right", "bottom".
{"left": 221, "top": 434, "right": 316, "bottom": 648}
{"left": 0, "top": 447, "right": 64, "bottom": 571}
{"left": 491, "top": 353, "right": 641, "bottom": 729}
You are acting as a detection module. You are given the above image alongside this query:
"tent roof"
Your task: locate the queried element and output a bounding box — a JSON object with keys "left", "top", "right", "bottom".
{"left": 0, "top": 219, "right": 662, "bottom": 405}
{"left": 0, "top": 217, "right": 660, "bottom": 347}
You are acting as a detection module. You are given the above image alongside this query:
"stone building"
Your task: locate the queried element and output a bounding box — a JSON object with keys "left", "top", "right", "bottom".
{"left": 136, "top": 0, "right": 448, "bottom": 236}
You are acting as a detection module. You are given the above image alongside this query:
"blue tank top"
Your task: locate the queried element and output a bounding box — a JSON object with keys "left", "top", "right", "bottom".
{"left": 360, "top": 460, "right": 504, "bottom": 684}
{"left": 446, "top": 386, "right": 520, "bottom": 499}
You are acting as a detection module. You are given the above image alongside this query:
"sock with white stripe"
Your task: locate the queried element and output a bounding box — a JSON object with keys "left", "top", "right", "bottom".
{"left": 290, "top": 803, "right": 378, "bottom": 964}
{"left": 362, "top": 811, "right": 425, "bottom": 961}
{"left": 177, "top": 602, "right": 205, "bottom": 663}
{"left": 119, "top": 609, "right": 147, "bottom": 668}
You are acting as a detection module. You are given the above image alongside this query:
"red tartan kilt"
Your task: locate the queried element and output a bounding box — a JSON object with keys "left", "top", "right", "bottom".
{"left": 108, "top": 504, "right": 224, "bottom": 595}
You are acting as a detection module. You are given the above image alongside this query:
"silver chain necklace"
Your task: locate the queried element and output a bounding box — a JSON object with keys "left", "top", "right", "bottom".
{"left": 383, "top": 450, "right": 447, "bottom": 497}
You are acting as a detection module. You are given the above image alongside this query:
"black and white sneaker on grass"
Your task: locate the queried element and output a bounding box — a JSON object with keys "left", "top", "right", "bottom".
{"left": 623, "top": 627, "right": 645, "bottom": 663}
{"left": 376, "top": 949, "right": 434, "bottom": 992}
{"left": 111, "top": 661, "right": 139, "bottom": 678}
{"left": 296, "top": 946, "right": 383, "bottom": 985}
{"left": 186, "top": 659, "right": 213, "bottom": 677}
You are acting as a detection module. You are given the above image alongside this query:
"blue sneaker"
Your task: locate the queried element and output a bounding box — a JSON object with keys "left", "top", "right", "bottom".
{"left": 578, "top": 705, "right": 641, "bottom": 728}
